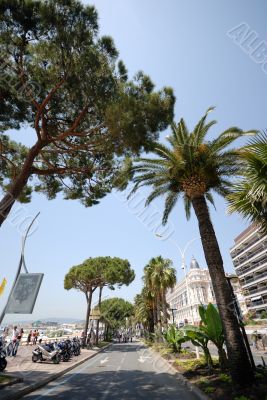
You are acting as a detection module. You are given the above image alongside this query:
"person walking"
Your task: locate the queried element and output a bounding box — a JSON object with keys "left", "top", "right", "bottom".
{"left": 27, "top": 330, "right": 32, "bottom": 345}
{"left": 32, "top": 330, "right": 37, "bottom": 345}
{"left": 251, "top": 330, "right": 258, "bottom": 350}
{"left": 11, "top": 326, "right": 20, "bottom": 357}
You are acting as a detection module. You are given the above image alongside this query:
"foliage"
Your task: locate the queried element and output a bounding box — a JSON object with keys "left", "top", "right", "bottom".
{"left": 163, "top": 325, "right": 187, "bottom": 353}
{"left": 134, "top": 288, "right": 154, "bottom": 332}
{"left": 175, "top": 356, "right": 207, "bottom": 371}
{"left": 199, "top": 303, "right": 228, "bottom": 370}
{"left": 203, "top": 386, "right": 216, "bottom": 394}
{"left": 182, "top": 325, "right": 213, "bottom": 370}
{"left": 0, "top": 0, "right": 175, "bottom": 224}
{"left": 219, "top": 373, "right": 232, "bottom": 383}
{"left": 129, "top": 106, "right": 256, "bottom": 225}
{"left": 260, "top": 311, "right": 267, "bottom": 319}
{"left": 64, "top": 257, "right": 134, "bottom": 344}
{"left": 143, "top": 256, "right": 176, "bottom": 330}
{"left": 99, "top": 297, "right": 133, "bottom": 330}
{"left": 228, "top": 131, "right": 267, "bottom": 232}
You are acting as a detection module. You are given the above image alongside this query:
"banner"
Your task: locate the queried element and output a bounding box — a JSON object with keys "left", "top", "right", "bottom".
{"left": 6, "top": 273, "right": 43, "bottom": 314}
{"left": 0, "top": 278, "right": 7, "bottom": 296}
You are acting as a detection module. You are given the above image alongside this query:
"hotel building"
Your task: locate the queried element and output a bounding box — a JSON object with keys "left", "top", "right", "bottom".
{"left": 166, "top": 256, "right": 247, "bottom": 325}
{"left": 230, "top": 224, "right": 267, "bottom": 317}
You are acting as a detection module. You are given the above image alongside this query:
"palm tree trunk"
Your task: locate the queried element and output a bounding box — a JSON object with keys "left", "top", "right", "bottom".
{"left": 192, "top": 195, "right": 254, "bottom": 384}
{"left": 96, "top": 286, "right": 103, "bottom": 345}
{"left": 162, "top": 291, "right": 168, "bottom": 326}
{"left": 152, "top": 299, "right": 157, "bottom": 331}
{"left": 156, "top": 292, "right": 162, "bottom": 332}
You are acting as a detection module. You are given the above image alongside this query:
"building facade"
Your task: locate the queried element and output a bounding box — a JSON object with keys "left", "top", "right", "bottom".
{"left": 166, "top": 257, "right": 247, "bottom": 325}
{"left": 166, "top": 257, "right": 215, "bottom": 325}
{"left": 230, "top": 224, "right": 267, "bottom": 317}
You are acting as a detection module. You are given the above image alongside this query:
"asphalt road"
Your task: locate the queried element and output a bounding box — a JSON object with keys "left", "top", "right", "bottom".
{"left": 22, "top": 342, "right": 198, "bottom": 400}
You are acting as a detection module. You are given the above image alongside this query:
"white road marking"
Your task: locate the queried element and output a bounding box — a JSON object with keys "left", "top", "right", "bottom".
{"left": 100, "top": 346, "right": 127, "bottom": 400}
{"left": 138, "top": 355, "right": 151, "bottom": 363}
{"left": 30, "top": 352, "right": 107, "bottom": 400}
{"left": 100, "top": 356, "right": 109, "bottom": 365}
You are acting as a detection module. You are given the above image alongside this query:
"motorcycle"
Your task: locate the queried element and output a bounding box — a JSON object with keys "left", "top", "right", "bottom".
{"left": 32, "top": 343, "right": 61, "bottom": 364}
{"left": 0, "top": 337, "right": 7, "bottom": 371}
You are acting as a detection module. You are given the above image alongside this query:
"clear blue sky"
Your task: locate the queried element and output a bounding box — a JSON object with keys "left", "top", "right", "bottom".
{"left": 1, "top": 0, "right": 267, "bottom": 322}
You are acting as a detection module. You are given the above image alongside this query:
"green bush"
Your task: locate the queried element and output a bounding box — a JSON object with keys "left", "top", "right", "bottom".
{"left": 218, "top": 373, "right": 232, "bottom": 383}
{"left": 203, "top": 386, "right": 215, "bottom": 394}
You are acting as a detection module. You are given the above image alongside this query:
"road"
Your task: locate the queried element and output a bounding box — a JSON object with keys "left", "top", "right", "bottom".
{"left": 22, "top": 342, "right": 198, "bottom": 400}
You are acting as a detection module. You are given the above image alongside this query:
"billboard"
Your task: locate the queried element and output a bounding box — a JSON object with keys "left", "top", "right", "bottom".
{"left": 6, "top": 273, "right": 44, "bottom": 314}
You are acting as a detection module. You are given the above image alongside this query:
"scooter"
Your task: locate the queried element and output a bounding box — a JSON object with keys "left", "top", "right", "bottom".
{"left": 32, "top": 344, "right": 61, "bottom": 364}
{"left": 0, "top": 337, "right": 7, "bottom": 371}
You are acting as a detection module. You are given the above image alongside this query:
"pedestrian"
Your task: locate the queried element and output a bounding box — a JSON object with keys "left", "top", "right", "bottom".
{"left": 262, "top": 333, "right": 267, "bottom": 351}
{"left": 32, "top": 330, "right": 37, "bottom": 345}
{"left": 11, "top": 325, "right": 20, "bottom": 357}
{"left": 27, "top": 330, "right": 32, "bottom": 345}
{"left": 251, "top": 330, "right": 258, "bottom": 350}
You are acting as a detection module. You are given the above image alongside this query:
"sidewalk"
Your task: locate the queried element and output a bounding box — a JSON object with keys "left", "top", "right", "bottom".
{"left": 0, "top": 344, "right": 110, "bottom": 400}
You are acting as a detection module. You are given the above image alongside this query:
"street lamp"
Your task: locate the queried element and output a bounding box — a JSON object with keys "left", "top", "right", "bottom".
{"left": 156, "top": 234, "right": 200, "bottom": 325}
{"left": 156, "top": 234, "right": 200, "bottom": 358}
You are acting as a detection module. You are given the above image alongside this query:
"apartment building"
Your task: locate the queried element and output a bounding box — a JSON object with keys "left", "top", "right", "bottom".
{"left": 230, "top": 224, "right": 267, "bottom": 317}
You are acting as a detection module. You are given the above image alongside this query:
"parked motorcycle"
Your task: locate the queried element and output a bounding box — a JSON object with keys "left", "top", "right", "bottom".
{"left": 32, "top": 344, "right": 61, "bottom": 364}
{"left": 0, "top": 337, "right": 7, "bottom": 371}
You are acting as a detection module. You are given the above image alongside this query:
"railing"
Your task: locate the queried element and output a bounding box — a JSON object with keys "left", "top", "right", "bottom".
{"left": 245, "top": 285, "right": 267, "bottom": 296}
{"left": 237, "top": 258, "right": 267, "bottom": 278}
{"left": 234, "top": 248, "right": 267, "bottom": 270}
{"left": 231, "top": 234, "right": 265, "bottom": 259}
{"left": 241, "top": 270, "right": 267, "bottom": 286}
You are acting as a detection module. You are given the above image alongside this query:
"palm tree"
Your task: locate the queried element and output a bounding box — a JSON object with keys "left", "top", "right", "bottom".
{"left": 134, "top": 289, "right": 154, "bottom": 334}
{"left": 143, "top": 256, "right": 176, "bottom": 330}
{"left": 228, "top": 131, "right": 267, "bottom": 230}
{"left": 129, "top": 107, "right": 256, "bottom": 384}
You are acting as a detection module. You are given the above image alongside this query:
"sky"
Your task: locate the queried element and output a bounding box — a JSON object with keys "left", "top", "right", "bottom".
{"left": 1, "top": 0, "right": 267, "bottom": 323}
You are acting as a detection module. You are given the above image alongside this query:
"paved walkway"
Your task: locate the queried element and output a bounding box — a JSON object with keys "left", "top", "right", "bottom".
{"left": 1, "top": 345, "right": 97, "bottom": 399}
{"left": 19, "top": 342, "right": 198, "bottom": 400}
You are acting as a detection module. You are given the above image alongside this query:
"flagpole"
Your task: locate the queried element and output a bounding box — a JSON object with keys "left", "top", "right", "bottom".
{"left": 0, "top": 212, "right": 40, "bottom": 326}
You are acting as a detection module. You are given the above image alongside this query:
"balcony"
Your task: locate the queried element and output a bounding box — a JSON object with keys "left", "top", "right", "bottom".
{"left": 231, "top": 234, "right": 267, "bottom": 261}
{"left": 244, "top": 285, "right": 267, "bottom": 297}
{"left": 241, "top": 269, "right": 267, "bottom": 287}
{"left": 247, "top": 300, "right": 267, "bottom": 310}
{"left": 236, "top": 254, "right": 267, "bottom": 276}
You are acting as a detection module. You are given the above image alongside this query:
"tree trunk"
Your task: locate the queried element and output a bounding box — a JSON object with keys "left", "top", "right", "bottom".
{"left": 96, "top": 286, "right": 103, "bottom": 345}
{"left": 0, "top": 140, "right": 45, "bottom": 226}
{"left": 162, "top": 291, "right": 168, "bottom": 326}
{"left": 192, "top": 195, "right": 254, "bottom": 384}
{"left": 84, "top": 290, "right": 93, "bottom": 347}
{"left": 152, "top": 298, "right": 157, "bottom": 331}
{"left": 218, "top": 346, "right": 228, "bottom": 371}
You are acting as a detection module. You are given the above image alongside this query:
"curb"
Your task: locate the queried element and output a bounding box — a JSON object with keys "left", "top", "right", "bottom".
{"left": 148, "top": 346, "right": 210, "bottom": 400}
{"left": 0, "top": 374, "right": 23, "bottom": 389}
{"left": 1, "top": 343, "right": 112, "bottom": 400}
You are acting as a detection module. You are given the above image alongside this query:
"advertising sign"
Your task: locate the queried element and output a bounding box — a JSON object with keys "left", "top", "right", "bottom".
{"left": 6, "top": 273, "right": 44, "bottom": 314}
